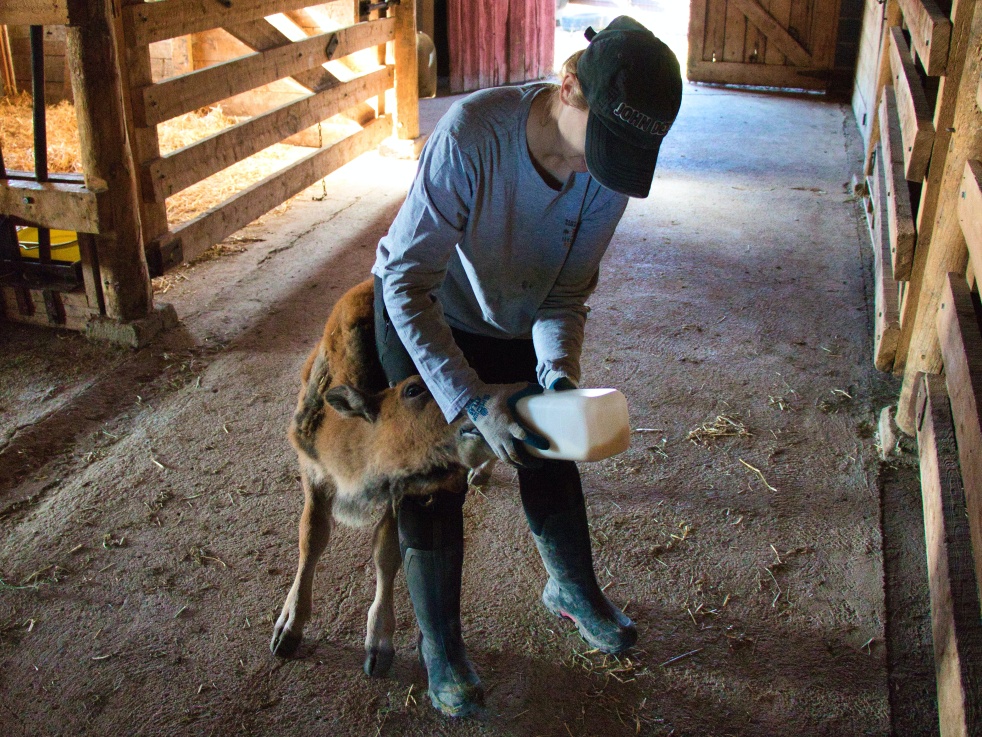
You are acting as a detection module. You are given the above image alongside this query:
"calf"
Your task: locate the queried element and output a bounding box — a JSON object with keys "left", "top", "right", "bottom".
{"left": 270, "top": 279, "right": 489, "bottom": 676}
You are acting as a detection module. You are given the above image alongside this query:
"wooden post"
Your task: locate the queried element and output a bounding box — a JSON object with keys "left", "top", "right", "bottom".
{"left": 116, "top": 0, "right": 170, "bottom": 252}
{"left": 65, "top": 0, "right": 152, "bottom": 321}
{"left": 895, "top": 0, "right": 982, "bottom": 434}
{"left": 393, "top": 0, "right": 419, "bottom": 141}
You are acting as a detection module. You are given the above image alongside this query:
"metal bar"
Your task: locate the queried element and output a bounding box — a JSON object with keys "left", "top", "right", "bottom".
{"left": 30, "top": 25, "right": 47, "bottom": 183}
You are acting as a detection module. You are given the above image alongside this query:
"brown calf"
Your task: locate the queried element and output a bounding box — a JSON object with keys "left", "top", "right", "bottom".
{"left": 270, "top": 279, "right": 489, "bottom": 676}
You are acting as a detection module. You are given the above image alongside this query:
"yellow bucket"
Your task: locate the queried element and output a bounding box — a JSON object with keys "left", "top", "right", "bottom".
{"left": 15, "top": 227, "right": 81, "bottom": 263}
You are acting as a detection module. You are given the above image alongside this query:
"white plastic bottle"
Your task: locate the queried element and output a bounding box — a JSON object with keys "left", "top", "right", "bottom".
{"left": 514, "top": 388, "right": 631, "bottom": 462}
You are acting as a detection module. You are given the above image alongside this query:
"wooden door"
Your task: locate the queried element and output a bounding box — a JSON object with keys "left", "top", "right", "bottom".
{"left": 688, "top": 0, "right": 843, "bottom": 91}
{"left": 448, "top": 0, "right": 555, "bottom": 94}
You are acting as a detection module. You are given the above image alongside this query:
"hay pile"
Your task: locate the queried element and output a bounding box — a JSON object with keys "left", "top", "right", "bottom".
{"left": 0, "top": 93, "right": 316, "bottom": 228}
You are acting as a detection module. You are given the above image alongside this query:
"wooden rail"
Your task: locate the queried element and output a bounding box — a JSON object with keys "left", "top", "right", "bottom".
{"left": 916, "top": 373, "right": 982, "bottom": 736}
{"left": 1, "top": 0, "right": 420, "bottom": 338}
{"left": 133, "top": 18, "right": 395, "bottom": 126}
{"left": 888, "top": 26, "right": 936, "bottom": 182}
{"left": 897, "top": 0, "right": 953, "bottom": 75}
{"left": 115, "top": 0, "right": 418, "bottom": 275}
{"left": 878, "top": 86, "right": 916, "bottom": 281}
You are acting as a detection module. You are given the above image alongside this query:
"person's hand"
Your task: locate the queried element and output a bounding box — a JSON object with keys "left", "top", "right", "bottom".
{"left": 550, "top": 377, "right": 578, "bottom": 391}
{"left": 465, "top": 382, "right": 549, "bottom": 466}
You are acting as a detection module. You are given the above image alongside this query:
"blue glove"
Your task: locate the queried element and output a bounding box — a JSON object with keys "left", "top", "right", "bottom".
{"left": 465, "top": 382, "right": 549, "bottom": 466}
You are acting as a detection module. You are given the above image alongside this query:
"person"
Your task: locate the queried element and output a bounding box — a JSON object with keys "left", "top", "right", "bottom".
{"left": 371, "top": 16, "right": 683, "bottom": 717}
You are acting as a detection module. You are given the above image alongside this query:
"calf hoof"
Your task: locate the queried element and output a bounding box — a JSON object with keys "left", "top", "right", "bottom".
{"left": 270, "top": 629, "right": 302, "bottom": 658}
{"left": 363, "top": 645, "right": 395, "bottom": 677}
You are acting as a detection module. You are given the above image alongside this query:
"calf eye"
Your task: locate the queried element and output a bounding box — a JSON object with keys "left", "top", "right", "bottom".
{"left": 403, "top": 383, "right": 428, "bottom": 399}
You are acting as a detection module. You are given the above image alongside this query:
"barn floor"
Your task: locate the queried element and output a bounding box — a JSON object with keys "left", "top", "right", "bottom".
{"left": 0, "top": 83, "right": 937, "bottom": 736}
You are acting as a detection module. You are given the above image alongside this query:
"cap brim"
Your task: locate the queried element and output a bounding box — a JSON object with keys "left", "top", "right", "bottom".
{"left": 584, "top": 113, "right": 660, "bottom": 198}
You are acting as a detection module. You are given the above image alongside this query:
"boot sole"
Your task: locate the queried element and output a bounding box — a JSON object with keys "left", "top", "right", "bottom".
{"left": 543, "top": 599, "right": 638, "bottom": 654}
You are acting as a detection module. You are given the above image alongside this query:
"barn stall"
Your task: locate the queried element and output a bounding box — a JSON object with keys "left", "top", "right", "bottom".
{"left": 1, "top": 0, "right": 981, "bottom": 734}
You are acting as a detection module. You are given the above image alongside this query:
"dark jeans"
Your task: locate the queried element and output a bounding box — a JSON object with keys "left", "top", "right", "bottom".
{"left": 373, "top": 277, "right": 584, "bottom": 548}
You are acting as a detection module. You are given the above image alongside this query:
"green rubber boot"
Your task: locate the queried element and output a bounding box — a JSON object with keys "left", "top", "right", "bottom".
{"left": 403, "top": 545, "right": 484, "bottom": 717}
{"left": 531, "top": 505, "right": 637, "bottom": 653}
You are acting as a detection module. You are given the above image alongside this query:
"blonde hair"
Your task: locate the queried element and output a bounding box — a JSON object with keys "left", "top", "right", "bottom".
{"left": 551, "top": 49, "right": 588, "bottom": 110}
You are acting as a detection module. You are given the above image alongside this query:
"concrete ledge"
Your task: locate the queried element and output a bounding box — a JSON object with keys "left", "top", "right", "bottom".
{"left": 85, "top": 302, "right": 179, "bottom": 348}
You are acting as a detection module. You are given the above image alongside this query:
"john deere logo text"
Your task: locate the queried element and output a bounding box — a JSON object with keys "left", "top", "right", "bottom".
{"left": 612, "top": 102, "right": 672, "bottom": 136}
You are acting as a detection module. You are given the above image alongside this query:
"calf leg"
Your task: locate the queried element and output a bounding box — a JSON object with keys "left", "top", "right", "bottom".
{"left": 363, "top": 506, "right": 401, "bottom": 677}
{"left": 271, "top": 472, "right": 333, "bottom": 657}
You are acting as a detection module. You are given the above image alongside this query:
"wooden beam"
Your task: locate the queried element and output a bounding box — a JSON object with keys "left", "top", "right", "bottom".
{"left": 960, "top": 160, "right": 982, "bottom": 269}
{"left": 888, "top": 26, "right": 937, "bottom": 182}
{"left": 144, "top": 67, "right": 392, "bottom": 201}
{"left": 123, "top": 0, "right": 322, "bottom": 46}
{"left": 898, "top": 0, "right": 953, "bottom": 75}
{"left": 393, "top": 0, "right": 419, "bottom": 141}
{"left": 879, "top": 85, "right": 917, "bottom": 281}
{"left": 135, "top": 17, "right": 395, "bottom": 127}
{"left": 895, "top": 0, "right": 982, "bottom": 433}
{"left": 729, "top": 0, "right": 813, "bottom": 67}
{"left": 222, "top": 17, "right": 339, "bottom": 93}
{"left": 916, "top": 374, "right": 982, "bottom": 736}
{"left": 937, "top": 273, "right": 982, "bottom": 593}
{"left": 0, "top": 179, "right": 104, "bottom": 233}
{"left": 117, "top": 0, "right": 171, "bottom": 260}
{"left": 685, "top": 60, "right": 830, "bottom": 91}
{"left": 67, "top": 0, "right": 153, "bottom": 321}
{"left": 872, "top": 145, "right": 902, "bottom": 370}
{"left": 0, "top": 0, "right": 84, "bottom": 27}
{"left": 172, "top": 115, "right": 391, "bottom": 265}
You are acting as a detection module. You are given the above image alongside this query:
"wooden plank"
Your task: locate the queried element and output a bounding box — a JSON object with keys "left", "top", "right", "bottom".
{"left": 879, "top": 85, "right": 917, "bottom": 281}
{"left": 960, "top": 160, "right": 982, "bottom": 270}
{"left": 123, "top": 0, "right": 322, "bottom": 46}
{"left": 687, "top": 59, "right": 830, "bottom": 89}
{"left": 393, "top": 0, "right": 419, "bottom": 141}
{"left": 116, "top": 0, "right": 170, "bottom": 250}
{"left": 937, "top": 272, "right": 982, "bottom": 596}
{"left": 898, "top": 0, "right": 953, "bottom": 75}
{"left": 0, "top": 286, "right": 94, "bottom": 331}
{"left": 809, "top": 0, "right": 843, "bottom": 70}
{"left": 173, "top": 115, "right": 391, "bottom": 264}
{"left": 723, "top": 0, "right": 749, "bottom": 63}
{"left": 916, "top": 374, "right": 982, "bottom": 737}
{"left": 0, "top": 0, "right": 81, "bottom": 27}
{"left": 873, "top": 145, "right": 902, "bottom": 370}
{"left": 889, "top": 25, "right": 937, "bottom": 182}
{"left": 688, "top": 0, "right": 711, "bottom": 71}
{"left": 222, "top": 18, "right": 340, "bottom": 93}
{"left": 730, "top": 0, "right": 813, "bottom": 66}
{"left": 0, "top": 180, "right": 104, "bottom": 233}
{"left": 894, "top": 0, "right": 981, "bottom": 431}
{"left": 145, "top": 67, "right": 391, "bottom": 200}
{"left": 136, "top": 17, "right": 394, "bottom": 127}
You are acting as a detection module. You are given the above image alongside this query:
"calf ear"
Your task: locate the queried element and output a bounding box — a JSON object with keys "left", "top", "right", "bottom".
{"left": 325, "top": 385, "right": 380, "bottom": 423}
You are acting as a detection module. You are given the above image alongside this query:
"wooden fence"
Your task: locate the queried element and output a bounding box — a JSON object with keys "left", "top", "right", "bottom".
{"left": 0, "top": 0, "right": 418, "bottom": 340}
{"left": 854, "top": 0, "right": 982, "bottom": 731}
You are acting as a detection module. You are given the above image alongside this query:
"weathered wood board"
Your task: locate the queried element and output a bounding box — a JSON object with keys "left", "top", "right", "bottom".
{"left": 879, "top": 85, "right": 917, "bottom": 281}
{"left": 917, "top": 373, "right": 982, "bottom": 737}
{"left": 936, "top": 272, "right": 982, "bottom": 597}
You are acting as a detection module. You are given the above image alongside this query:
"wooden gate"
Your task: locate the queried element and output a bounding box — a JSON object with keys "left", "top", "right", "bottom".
{"left": 447, "top": 0, "right": 554, "bottom": 93}
{"left": 688, "top": 0, "right": 843, "bottom": 91}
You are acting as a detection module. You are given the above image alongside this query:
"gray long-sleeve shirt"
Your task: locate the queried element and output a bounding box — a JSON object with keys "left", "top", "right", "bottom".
{"left": 372, "top": 83, "right": 629, "bottom": 422}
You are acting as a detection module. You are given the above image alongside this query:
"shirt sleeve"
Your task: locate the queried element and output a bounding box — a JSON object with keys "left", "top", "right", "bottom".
{"left": 374, "top": 128, "right": 485, "bottom": 422}
{"left": 533, "top": 185, "right": 628, "bottom": 390}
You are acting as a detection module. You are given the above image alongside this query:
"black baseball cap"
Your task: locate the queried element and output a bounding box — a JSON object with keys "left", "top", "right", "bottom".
{"left": 577, "top": 16, "right": 683, "bottom": 198}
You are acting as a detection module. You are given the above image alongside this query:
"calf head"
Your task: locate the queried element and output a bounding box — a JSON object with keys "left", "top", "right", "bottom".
{"left": 290, "top": 365, "right": 492, "bottom": 522}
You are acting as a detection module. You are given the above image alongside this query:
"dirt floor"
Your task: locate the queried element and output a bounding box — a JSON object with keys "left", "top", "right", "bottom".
{"left": 0, "top": 81, "right": 932, "bottom": 735}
